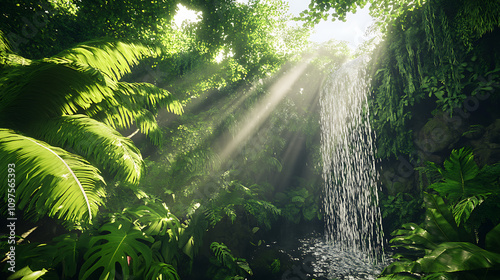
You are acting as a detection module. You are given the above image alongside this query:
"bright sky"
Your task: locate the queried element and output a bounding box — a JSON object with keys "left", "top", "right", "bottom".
{"left": 287, "top": 0, "right": 374, "bottom": 47}
{"left": 173, "top": 1, "right": 374, "bottom": 48}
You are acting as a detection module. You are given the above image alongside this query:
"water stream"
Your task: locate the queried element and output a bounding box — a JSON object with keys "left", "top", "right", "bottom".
{"left": 319, "top": 56, "right": 385, "bottom": 266}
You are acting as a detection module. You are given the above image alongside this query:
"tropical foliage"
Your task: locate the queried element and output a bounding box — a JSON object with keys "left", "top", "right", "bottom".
{"left": 208, "top": 241, "right": 253, "bottom": 280}
{"left": 380, "top": 149, "right": 500, "bottom": 279}
{"left": 1, "top": 0, "right": 500, "bottom": 279}
{"left": 0, "top": 35, "right": 182, "bottom": 226}
{"left": 379, "top": 193, "right": 500, "bottom": 279}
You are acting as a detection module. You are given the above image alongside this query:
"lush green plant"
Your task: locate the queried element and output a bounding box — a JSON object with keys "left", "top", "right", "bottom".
{"left": 275, "top": 180, "right": 323, "bottom": 224}
{"left": 0, "top": 35, "right": 182, "bottom": 226}
{"left": 379, "top": 148, "right": 500, "bottom": 279}
{"left": 203, "top": 180, "right": 281, "bottom": 230}
{"left": 425, "top": 148, "right": 500, "bottom": 226}
{"left": 207, "top": 242, "right": 253, "bottom": 280}
{"left": 379, "top": 193, "right": 500, "bottom": 279}
{"left": 80, "top": 220, "right": 155, "bottom": 279}
{"left": 367, "top": 0, "right": 500, "bottom": 159}
{"left": 380, "top": 192, "right": 423, "bottom": 234}
{"left": 1, "top": 200, "right": 189, "bottom": 280}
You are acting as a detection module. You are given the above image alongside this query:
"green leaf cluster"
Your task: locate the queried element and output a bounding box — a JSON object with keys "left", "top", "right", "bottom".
{"left": 369, "top": 0, "right": 500, "bottom": 159}
{"left": 1, "top": 200, "right": 191, "bottom": 280}
{"left": 425, "top": 148, "right": 500, "bottom": 227}
{"left": 0, "top": 35, "right": 182, "bottom": 226}
{"left": 379, "top": 193, "right": 500, "bottom": 279}
{"left": 208, "top": 241, "right": 253, "bottom": 280}
{"left": 380, "top": 149, "right": 500, "bottom": 279}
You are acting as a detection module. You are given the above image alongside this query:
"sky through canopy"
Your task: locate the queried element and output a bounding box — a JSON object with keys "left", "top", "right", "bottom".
{"left": 174, "top": 0, "right": 374, "bottom": 48}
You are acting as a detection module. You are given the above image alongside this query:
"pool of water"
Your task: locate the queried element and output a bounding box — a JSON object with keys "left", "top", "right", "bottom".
{"left": 283, "top": 233, "right": 391, "bottom": 280}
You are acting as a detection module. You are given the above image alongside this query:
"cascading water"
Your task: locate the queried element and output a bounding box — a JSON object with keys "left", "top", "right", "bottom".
{"left": 319, "top": 55, "right": 385, "bottom": 269}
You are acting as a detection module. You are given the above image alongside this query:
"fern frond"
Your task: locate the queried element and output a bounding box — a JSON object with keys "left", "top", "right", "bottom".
{"left": 0, "top": 129, "right": 105, "bottom": 224}
{"left": 0, "top": 30, "right": 11, "bottom": 53}
{"left": 30, "top": 115, "right": 145, "bottom": 185}
{"left": 53, "top": 39, "right": 159, "bottom": 81}
{"left": 0, "top": 31, "right": 31, "bottom": 67}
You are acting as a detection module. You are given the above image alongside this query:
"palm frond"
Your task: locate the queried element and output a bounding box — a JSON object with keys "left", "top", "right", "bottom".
{"left": 0, "top": 129, "right": 105, "bottom": 224}
{"left": 0, "top": 31, "right": 31, "bottom": 67}
{"left": 52, "top": 39, "right": 159, "bottom": 81}
{"left": 0, "top": 30, "right": 11, "bottom": 54}
{"left": 86, "top": 82, "right": 183, "bottom": 145}
{"left": 29, "top": 115, "right": 145, "bottom": 185}
{"left": 0, "top": 60, "right": 116, "bottom": 128}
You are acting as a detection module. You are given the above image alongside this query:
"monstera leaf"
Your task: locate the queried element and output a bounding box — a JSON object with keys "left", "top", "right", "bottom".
{"left": 80, "top": 220, "right": 154, "bottom": 280}
{"left": 124, "top": 203, "right": 181, "bottom": 237}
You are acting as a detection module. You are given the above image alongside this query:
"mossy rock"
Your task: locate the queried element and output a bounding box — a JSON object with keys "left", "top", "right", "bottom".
{"left": 415, "top": 112, "right": 463, "bottom": 153}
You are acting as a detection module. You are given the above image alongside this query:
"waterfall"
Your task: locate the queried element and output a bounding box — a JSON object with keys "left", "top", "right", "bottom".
{"left": 320, "top": 55, "right": 385, "bottom": 262}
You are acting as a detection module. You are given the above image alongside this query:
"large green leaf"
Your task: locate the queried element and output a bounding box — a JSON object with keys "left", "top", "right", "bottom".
{"left": 428, "top": 148, "right": 497, "bottom": 202}
{"left": 124, "top": 203, "right": 181, "bottom": 237}
{"left": 31, "top": 115, "right": 144, "bottom": 185}
{"left": 486, "top": 223, "right": 500, "bottom": 253}
{"left": 145, "top": 262, "right": 181, "bottom": 280}
{"left": 390, "top": 222, "right": 438, "bottom": 251}
{"left": 423, "top": 193, "right": 462, "bottom": 243}
{"left": 0, "top": 60, "right": 116, "bottom": 128}
{"left": 417, "top": 242, "right": 500, "bottom": 272}
{"left": 53, "top": 39, "right": 159, "bottom": 81}
{"left": 80, "top": 220, "right": 154, "bottom": 280}
{"left": 452, "top": 195, "right": 486, "bottom": 226}
{"left": 0, "top": 129, "right": 105, "bottom": 223}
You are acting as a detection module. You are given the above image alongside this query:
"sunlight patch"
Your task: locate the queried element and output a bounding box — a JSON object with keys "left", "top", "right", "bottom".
{"left": 173, "top": 4, "right": 202, "bottom": 28}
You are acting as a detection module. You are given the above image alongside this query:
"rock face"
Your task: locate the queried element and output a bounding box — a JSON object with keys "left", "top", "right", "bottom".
{"left": 414, "top": 111, "right": 467, "bottom": 156}
{"left": 380, "top": 114, "right": 500, "bottom": 196}
{"left": 468, "top": 119, "right": 500, "bottom": 165}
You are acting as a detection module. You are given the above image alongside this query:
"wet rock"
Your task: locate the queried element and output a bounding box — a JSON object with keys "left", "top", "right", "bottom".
{"left": 469, "top": 119, "right": 500, "bottom": 165}
{"left": 379, "top": 158, "right": 418, "bottom": 196}
{"left": 463, "top": 124, "right": 486, "bottom": 139}
{"left": 414, "top": 111, "right": 466, "bottom": 154}
{"left": 486, "top": 119, "right": 500, "bottom": 143}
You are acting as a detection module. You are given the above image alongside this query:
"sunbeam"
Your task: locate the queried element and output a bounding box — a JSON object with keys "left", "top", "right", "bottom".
{"left": 218, "top": 55, "right": 316, "bottom": 162}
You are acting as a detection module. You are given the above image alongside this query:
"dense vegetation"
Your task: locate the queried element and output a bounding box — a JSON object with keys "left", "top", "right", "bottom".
{"left": 1, "top": 0, "right": 499, "bottom": 279}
